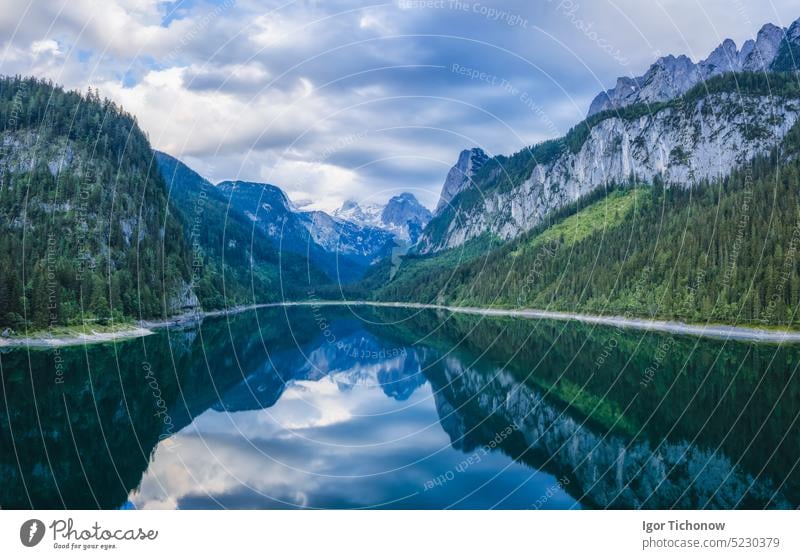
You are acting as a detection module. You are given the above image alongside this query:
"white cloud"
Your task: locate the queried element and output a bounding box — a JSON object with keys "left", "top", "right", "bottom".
{"left": 5, "top": 0, "right": 800, "bottom": 212}
{"left": 263, "top": 159, "right": 361, "bottom": 212}
{"left": 29, "top": 39, "right": 61, "bottom": 57}
{"left": 358, "top": 13, "right": 394, "bottom": 35}
{"left": 98, "top": 66, "right": 331, "bottom": 159}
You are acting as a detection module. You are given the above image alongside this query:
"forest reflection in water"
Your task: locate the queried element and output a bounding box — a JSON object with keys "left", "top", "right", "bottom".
{"left": 1, "top": 305, "right": 797, "bottom": 509}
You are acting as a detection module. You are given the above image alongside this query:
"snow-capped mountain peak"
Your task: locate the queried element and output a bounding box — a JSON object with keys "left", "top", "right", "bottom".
{"left": 333, "top": 193, "right": 432, "bottom": 243}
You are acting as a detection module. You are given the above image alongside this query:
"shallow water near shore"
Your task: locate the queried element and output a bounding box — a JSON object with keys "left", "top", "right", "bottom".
{"left": 1, "top": 305, "right": 798, "bottom": 509}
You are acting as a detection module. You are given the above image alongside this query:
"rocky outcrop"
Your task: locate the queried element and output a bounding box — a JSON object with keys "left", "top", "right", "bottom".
{"left": 168, "top": 280, "right": 201, "bottom": 313}
{"left": 434, "top": 148, "right": 488, "bottom": 215}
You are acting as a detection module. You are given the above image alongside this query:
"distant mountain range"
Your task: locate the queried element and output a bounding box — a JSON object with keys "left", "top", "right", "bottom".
{"left": 156, "top": 152, "right": 412, "bottom": 284}
{"left": 155, "top": 152, "right": 433, "bottom": 284}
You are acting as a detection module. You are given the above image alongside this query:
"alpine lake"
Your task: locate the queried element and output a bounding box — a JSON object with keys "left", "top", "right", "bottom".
{"left": 2, "top": 305, "right": 798, "bottom": 509}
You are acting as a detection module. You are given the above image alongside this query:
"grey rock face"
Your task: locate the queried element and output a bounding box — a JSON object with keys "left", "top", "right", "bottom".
{"left": 587, "top": 20, "right": 795, "bottom": 117}
{"left": 382, "top": 193, "right": 431, "bottom": 227}
{"left": 434, "top": 147, "right": 489, "bottom": 215}
{"left": 169, "top": 280, "right": 201, "bottom": 313}
{"left": 417, "top": 17, "right": 800, "bottom": 254}
{"left": 740, "top": 23, "right": 784, "bottom": 70}
{"left": 381, "top": 193, "right": 432, "bottom": 243}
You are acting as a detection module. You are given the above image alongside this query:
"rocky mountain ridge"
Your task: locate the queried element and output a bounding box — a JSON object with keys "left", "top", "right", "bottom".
{"left": 433, "top": 147, "right": 489, "bottom": 215}
{"left": 588, "top": 18, "right": 800, "bottom": 116}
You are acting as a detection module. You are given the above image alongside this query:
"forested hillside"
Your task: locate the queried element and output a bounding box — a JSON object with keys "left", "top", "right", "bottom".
{"left": 367, "top": 129, "right": 800, "bottom": 327}
{"left": 0, "top": 76, "right": 194, "bottom": 329}
{"left": 155, "top": 152, "right": 328, "bottom": 308}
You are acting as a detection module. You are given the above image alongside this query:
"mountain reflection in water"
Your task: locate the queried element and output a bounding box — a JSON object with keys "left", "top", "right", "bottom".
{"left": 1, "top": 306, "right": 797, "bottom": 509}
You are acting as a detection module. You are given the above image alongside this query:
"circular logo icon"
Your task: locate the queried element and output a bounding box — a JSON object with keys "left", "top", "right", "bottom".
{"left": 20, "top": 519, "right": 45, "bottom": 547}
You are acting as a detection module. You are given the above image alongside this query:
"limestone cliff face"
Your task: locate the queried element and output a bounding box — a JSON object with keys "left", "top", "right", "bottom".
{"left": 418, "top": 92, "right": 800, "bottom": 253}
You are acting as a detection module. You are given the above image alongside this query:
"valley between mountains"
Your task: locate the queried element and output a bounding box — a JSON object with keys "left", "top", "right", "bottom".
{"left": 4, "top": 15, "right": 800, "bottom": 342}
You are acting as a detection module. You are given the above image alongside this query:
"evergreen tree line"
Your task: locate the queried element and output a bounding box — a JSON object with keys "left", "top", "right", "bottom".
{"left": 0, "top": 76, "right": 193, "bottom": 329}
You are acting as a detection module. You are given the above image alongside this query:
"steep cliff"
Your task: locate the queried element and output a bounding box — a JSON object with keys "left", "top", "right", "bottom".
{"left": 433, "top": 147, "right": 489, "bottom": 215}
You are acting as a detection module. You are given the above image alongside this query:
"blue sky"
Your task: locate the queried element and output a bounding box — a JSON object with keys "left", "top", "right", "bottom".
{"left": 2, "top": 0, "right": 799, "bottom": 210}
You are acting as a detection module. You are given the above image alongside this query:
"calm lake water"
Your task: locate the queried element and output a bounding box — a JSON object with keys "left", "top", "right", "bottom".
{"left": 1, "top": 305, "right": 798, "bottom": 509}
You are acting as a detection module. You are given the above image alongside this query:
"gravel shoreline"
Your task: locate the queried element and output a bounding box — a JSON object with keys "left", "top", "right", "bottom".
{"left": 3, "top": 300, "right": 799, "bottom": 349}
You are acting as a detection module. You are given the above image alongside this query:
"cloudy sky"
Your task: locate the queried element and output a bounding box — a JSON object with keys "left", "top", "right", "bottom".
{"left": 2, "top": 0, "right": 799, "bottom": 210}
